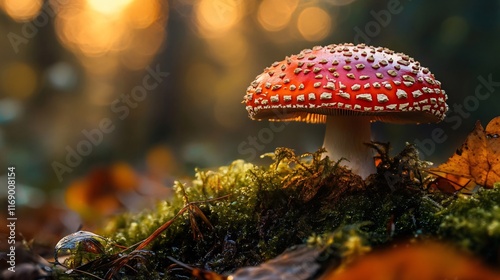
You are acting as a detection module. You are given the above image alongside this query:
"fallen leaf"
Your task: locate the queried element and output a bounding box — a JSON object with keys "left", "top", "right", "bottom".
{"left": 322, "top": 242, "right": 500, "bottom": 280}
{"left": 427, "top": 175, "right": 474, "bottom": 194}
{"left": 429, "top": 116, "right": 500, "bottom": 190}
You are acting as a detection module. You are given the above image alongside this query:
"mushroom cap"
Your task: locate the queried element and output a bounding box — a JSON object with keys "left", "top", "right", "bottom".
{"left": 244, "top": 43, "right": 449, "bottom": 124}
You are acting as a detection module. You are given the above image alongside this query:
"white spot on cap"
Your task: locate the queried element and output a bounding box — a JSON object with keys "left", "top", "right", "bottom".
{"left": 377, "top": 94, "right": 389, "bottom": 103}
{"left": 320, "top": 92, "right": 333, "bottom": 100}
{"left": 399, "top": 103, "right": 409, "bottom": 110}
{"left": 386, "top": 104, "right": 397, "bottom": 110}
{"left": 308, "top": 93, "right": 316, "bottom": 100}
{"left": 356, "top": 93, "right": 372, "bottom": 101}
{"left": 402, "top": 75, "right": 415, "bottom": 83}
{"left": 270, "top": 95, "right": 279, "bottom": 103}
{"left": 396, "top": 89, "right": 407, "bottom": 99}
{"left": 337, "top": 92, "right": 350, "bottom": 99}
{"left": 297, "top": 94, "right": 305, "bottom": 102}
{"left": 412, "top": 90, "right": 423, "bottom": 98}
{"left": 374, "top": 106, "right": 384, "bottom": 111}
{"left": 283, "top": 95, "right": 292, "bottom": 102}
{"left": 422, "top": 105, "right": 431, "bottom": 111}
{"left": 323, "top": 82, "right": 335, "bottom": 90}
{"left": 354, "top": 104, "right": 362, "bottom": 110}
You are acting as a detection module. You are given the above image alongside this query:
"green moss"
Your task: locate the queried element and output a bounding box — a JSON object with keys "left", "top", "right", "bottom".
{"left": 57, "top": 144, "right": 500, "bottom": 278}
{"left": 436, "top": 186, "right": 500, "bottom": 264}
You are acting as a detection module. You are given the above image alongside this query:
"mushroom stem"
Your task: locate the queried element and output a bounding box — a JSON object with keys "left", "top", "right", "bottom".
{"left": 323, "top": 116, "right": 376, "bottom": 179}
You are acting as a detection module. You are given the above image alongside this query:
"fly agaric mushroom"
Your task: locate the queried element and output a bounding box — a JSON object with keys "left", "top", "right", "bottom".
{"left": 243, "top": 43, "right": 448, "bottom": 178}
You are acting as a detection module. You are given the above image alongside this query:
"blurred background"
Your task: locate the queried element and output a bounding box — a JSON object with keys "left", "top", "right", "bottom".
{"left": 0, "top": 0, "right": 499, "bottom": 246}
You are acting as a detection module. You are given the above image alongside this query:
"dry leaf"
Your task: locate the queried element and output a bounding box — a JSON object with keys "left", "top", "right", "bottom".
{"left": 429, "top": 116, "right": 500, "bottom": 190}
{"left": 322, "top": 242, "right": 500, "bottom": 280}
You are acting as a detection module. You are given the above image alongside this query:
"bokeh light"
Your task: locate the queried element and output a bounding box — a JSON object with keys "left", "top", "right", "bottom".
{"left": 53, "top": 0, "right": 166, "bottom": 64}
{"left": 55, "top": 5, "right": 129, "bottom": 57}
{"left": 49, "top": 0, "right": 168, "bottom": 107}
{"left": 0, "top": 62, "right": 37, "bottom": 100}
{"left": 0, "top": 98, "right": 24, "bottom": 123}
{"left": 439, "top": 16, "right": 469, "bottom": 47}
{"left": 2, "top": 0, "right": 43, "bottom": 21}
{"left": 86, "top": 0, "right": 133, "bottom": 15}
{"left": 146, "top": 145, "right": 179, "bottom": 179}
{"left": 46, "top": 62, "right": 79, "bottom": 91}
{"left": 195, "top": 0, "right": 244, "bottom": 37}
{"left": 257, "top": 0, "right": 299, "bottom": 32}
{"left": 124, "top": 0, "right": 160, "bottom": 28}
{"left": 297, "top": 6, "right": 333, "bottom": 41}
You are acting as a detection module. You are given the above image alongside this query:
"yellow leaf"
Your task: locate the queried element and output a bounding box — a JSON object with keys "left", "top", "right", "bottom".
{"left": 429, "top": 116, "right": 500, "bottom": 190}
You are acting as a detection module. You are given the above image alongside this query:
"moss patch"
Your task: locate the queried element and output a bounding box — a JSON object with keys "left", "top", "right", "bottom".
{"left": 53, "top": 144, "right": 500, "bottom": 279}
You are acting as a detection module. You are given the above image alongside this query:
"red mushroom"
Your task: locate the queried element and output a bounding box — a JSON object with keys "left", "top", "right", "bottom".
{"left": 243, "top": 43, "right": 449, "bottom": 178}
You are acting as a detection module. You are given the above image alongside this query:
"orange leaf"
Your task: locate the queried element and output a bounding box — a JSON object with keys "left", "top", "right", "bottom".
{"left": 429, "top": 117, "right": 500, "bottom": 189}
{"left": 323, "top": 242, "right": 500, "bottom": 280}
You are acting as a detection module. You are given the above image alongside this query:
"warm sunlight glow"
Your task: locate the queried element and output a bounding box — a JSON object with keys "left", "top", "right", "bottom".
{"left": 54, "top": 0, "right": 165, "bottom": 68}
{"left": 257, "top": 0, "right": 299, "bottom": 32}
{"left": 297, "top": 7, "right": 333, "bottom": 41}
{"left": 2, "top": 0, "right": 42, "bottom": 21}
{"left": 124, "top": 0, "right": 160, "bottom": 28}
{"left": 50, "top": 0, "right": 167, "bottom": 106}
{"left": 195, "top": 0, "right": 243, "bottom": 36}
{"left": 86, "top": 0, "right": 133, "bottom": 15}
